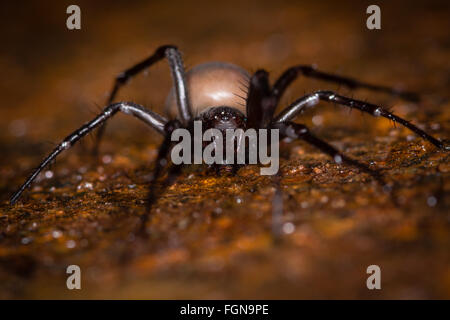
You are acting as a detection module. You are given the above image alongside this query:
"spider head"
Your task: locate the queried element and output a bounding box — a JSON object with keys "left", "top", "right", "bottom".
{"left": 198, "top": 106, "right": 247, "bottom": 133}
{"left": 196, "top": 106, "right": 248, "bottom": 167}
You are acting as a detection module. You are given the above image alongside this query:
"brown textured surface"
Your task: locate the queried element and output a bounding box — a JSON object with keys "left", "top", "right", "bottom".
{"left": 0, "top": 0, "right": 449, "bottom": 299}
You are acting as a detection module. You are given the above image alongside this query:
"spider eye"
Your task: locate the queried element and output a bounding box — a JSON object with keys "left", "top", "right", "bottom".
{"left": 201, "top": 106, "right": 247, "bottom": 132}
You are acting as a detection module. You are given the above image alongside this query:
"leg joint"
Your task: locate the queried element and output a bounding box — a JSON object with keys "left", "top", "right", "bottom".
{"left": 315, "top": 90, "right": 337, "bottom": 100}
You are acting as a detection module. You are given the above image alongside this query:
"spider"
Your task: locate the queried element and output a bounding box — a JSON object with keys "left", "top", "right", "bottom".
{"left": 10, "top": 45, "right": 448, "bottom": 216}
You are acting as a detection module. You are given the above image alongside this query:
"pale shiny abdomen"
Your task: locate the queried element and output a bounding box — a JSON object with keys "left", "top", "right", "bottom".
{"left": 165, "top": 62, "right": 250, "bottom": 117}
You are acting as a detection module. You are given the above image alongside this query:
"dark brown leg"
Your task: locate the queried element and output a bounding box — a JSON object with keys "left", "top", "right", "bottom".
{"left": 273, "top": 91, "right": 447, "bottom": 150}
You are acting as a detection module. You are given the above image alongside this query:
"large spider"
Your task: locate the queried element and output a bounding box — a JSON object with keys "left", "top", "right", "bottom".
{"left": 10, "top": 45, "right": 448, "bottom": 218}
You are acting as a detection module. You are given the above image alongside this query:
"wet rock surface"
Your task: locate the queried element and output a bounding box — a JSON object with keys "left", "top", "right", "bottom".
{"left": 0, "top": 1, "right": 449, "bottom": 298}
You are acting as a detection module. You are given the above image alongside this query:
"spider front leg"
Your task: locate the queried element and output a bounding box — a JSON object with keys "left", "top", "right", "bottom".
{"left": 10, "top": 102, "right": 167, "bottom": 204}
{"left": 271, "top": 65, "right": 420, "bottom": 106}
{"left": 95, "top": 45, "right": 193, "bottom": 154}
{"left": 274, "top": 90, "right": 448, "bottom": 150}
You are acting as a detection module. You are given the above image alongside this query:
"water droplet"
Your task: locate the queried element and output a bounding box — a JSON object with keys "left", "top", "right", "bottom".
{"left": 66, "top": 240, "right": 76, "bottom": 249}
{"left": 427, "top": 196, "right": 437, "bottom": 207}
{"left": 334, "top": 155, "right": 343, "bottom": 164}
{"left": 312, "top": 115, "right": 323, "bottom": 126}
{"left": 44, "top": 170, "right": 54, "bottom": 179}
{"left": 52, "top": 230, "right": 62, "bottom": 239}
{"left": 77, "top": 182, "right": 93, "bottom": 191}
{"left": 102, "top": 155, "right": 112, "bottom": 164}
{"left": 21, "top": 237, "right": 32, "bottom": 245}
{"left": 282, "top": 222, "right": 295, "bottom": 234}
{"left": 373, "top": 108, "right": 382, "bottom": 117}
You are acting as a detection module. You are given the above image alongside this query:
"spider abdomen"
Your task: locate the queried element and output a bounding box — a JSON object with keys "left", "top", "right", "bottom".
{"left": 165, "top": 62, "right": 250, "bottom": 117}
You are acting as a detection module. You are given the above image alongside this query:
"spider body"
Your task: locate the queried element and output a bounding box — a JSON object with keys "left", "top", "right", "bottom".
{"left": 10, "top": 45, "right": 448, "bottom": 216}
{"left": 165, "top": 62, "right": 250, "bottom": 117}
{"left": 166, "top": 63, "right": 251, "bottom": 164}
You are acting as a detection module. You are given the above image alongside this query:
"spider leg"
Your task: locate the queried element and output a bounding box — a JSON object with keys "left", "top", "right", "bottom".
{"left": 273, "top": 90, "right": 448, "bottom": 150}
{"left": 272, "top": 65, "right": 420, "bottom": 105}
{"left": 10, "top": 102, "right": 168, "bottom": 204}
{"left": 272, "top": 121, "right": 385, "bottom": 184}
{"left": 246, "top": 69, "right": 277, "bottom": 128}
{"left": 95, "top": 45, "right": 192, "bottom": 153}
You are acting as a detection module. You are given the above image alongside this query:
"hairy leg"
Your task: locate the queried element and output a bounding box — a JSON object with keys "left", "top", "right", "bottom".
{"left": 273, "top": 121, "right": 385, "bottom": 184}
{"left": 95, "top": 45, "right": 193, "bottom": 154}
{"left": 11, "top": 102, "right": 167, "bottom": 204}
{"left": 273, "top": 90, "right": 447, "bottom": 150}
{"left": 272, "top": 65, "right": 420, "bottom": 106}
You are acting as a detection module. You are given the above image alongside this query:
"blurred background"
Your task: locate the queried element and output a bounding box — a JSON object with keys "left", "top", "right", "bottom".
{"left": 0, "top": 0, "right": 449, "bottom": 299}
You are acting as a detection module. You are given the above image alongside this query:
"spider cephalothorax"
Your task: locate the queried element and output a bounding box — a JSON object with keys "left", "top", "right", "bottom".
{"left": 197, "top": 106, "right": 247, "bottom": 133}
{"left": 10, "top": 45, "right": 448, "bottom": 225}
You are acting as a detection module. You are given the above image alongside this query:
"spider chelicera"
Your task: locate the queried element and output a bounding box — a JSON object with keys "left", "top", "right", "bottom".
{"left": 10, "top": 45, "right": 448, "bottom": 215}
